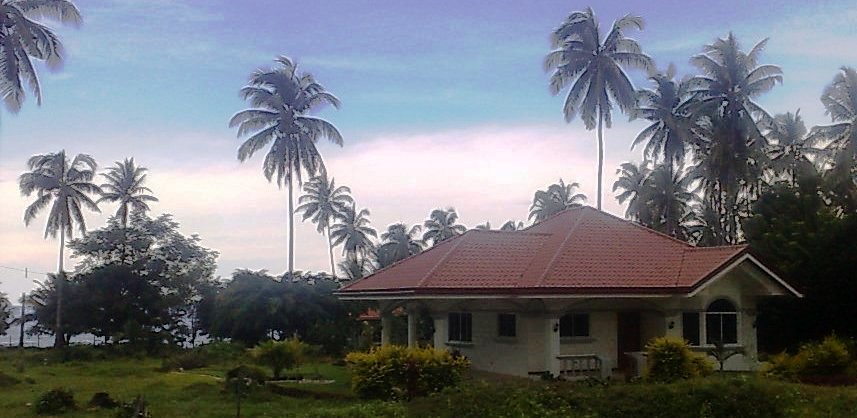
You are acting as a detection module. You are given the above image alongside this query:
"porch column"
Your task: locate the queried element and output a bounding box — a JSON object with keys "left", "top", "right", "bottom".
{"left": 380, "top": 312, "right": 393, "bottom": 346}
{"left": 407, "top": 312, "right": 417, "bottom": 348}
{"left": 432, "top": 314, "right": 448, "bottom": 349}
{"left": 544, "top": 314, "right": 561, "bottom": 376}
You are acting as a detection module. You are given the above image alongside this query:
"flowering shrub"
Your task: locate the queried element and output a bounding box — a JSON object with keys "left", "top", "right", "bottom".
{"left": 645, "top": 337, "right": 713, "bottom": 382}
{"left": 345, "top": 345, "right": 470, "bottom": 400}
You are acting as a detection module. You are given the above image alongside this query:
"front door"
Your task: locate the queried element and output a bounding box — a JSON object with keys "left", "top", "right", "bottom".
{"left": 617, "top": 312, "right": 642, "bottom": 372}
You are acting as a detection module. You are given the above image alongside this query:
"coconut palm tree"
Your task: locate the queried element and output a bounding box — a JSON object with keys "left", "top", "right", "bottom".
{"left": 18, "top": 150, "right": 100, "bottom": 347}
{"left": 529, "top": 179, "right": 587, "bottom": 222}
{"left": 811, "top": 67, "right": 857, "bottom": 203}
{"left": 643, "top": 165, "right": 697, "bottom": 239}
{"left": 764, "top": 110, "right": 817, "bottom": 185}
{"left": 632, "top": 65, "right": 698, "bottom": 171}
{"left": 687, "top": 33, "right": 781, "bottom": 244}
{"left": 97, "top": 158, "right": 158, "bottom": 227}
{"left": 297, "top": 171, "right": 353, "bottom": 276}
{"left": 475, "top": 221, "right": 492, "bottom": 230}
{"left": 613, "top": 161, "right": 652, "bottom": 223}
{"left": 500, "top": 220, "right": 524, "bottom": 231}
{"left": 376, "top": 223, "right": 423, "bottom": 268}
{"left": 422, "top": 208, "right": 466, "bottom": 246}
{"left": 330, "top": 205, "right": 377, "bottom": 264}
{"left": 338, "top": 257, "right": 372, "bottom": 282}
{"left": 545, "top": 7, "right": 653, "bottom": 210}
{"left": 0, "top": 0, "right": 81, "bottom": 113}
{"left": 230, "top": 56, "right": 343, "bottom": 274}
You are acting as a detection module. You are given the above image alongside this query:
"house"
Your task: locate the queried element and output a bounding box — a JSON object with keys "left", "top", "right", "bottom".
{"left": 336, "top": 207, "right": 801, "bottom": 378}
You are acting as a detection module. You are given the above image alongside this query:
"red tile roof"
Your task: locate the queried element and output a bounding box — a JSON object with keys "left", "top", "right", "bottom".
{"left": 339, "top": 207, "right": 749, "bottom": 296}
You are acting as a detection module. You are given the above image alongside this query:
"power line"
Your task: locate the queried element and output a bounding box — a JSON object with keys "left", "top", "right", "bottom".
{"left": 0, "top": 266, "right": 50, "bottom": 276}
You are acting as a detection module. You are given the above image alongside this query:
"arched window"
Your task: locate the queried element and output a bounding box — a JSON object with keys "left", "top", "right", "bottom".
{"left": 705, "top": 299, "right": 737, "bottom": 344}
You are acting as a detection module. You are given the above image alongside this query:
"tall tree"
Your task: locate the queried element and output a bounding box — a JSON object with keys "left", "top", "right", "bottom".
{"left": 643, "top": 165, "right": 697, "bottom": 239}
{"left": 0, "top": 0, "right": 81, "bottom": 113}
{"left": 529, "top": 179, "right": 586, "bottom": 222}
{"left": 330, "top": 205, "right": 377, "bottom": 267}
{"left": 18, "top": 150, "right": 100, "bottom": 347}
{"left": 632, "top": 65, "right": 697, "bottom": 172}
{"left": 500, "top": 220, "right": 524, "bottom": 231}
{"left": 297, "top": 171, "right": 353, "bottom": 276}
{"left": 376, "top": 223, "right": 423, "bottom": 268}
{"left": 545, "top": 7, "right": 653, "bottom": 209}
{"left": 811, "top": 67, "right": 857, "bottom": 208}
{"left": 613, "top": 161, "right": 652, "bottom": 222}
{"left": 97, "top": 158, "right": 158, "bottom": 227}
{"left": 422, "top": 208, "right": 466, "bottom": 246}
{"left": 764, "top": 110, "right": 816, "bottom": 185}
{"left": 230, "top": 56, "right": 343, "bottom": 274}
{"left": 687, "top": 33, "right": 782, "bottom": 244}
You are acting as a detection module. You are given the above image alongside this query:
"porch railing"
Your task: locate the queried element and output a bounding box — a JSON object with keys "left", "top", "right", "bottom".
{"left": 557, "top": 354, "right": 611, "bottom": 380}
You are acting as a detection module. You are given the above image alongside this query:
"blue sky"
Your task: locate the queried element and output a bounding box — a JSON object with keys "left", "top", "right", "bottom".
{"left": 1, "top": 0, "right": 855, "bottom": 296}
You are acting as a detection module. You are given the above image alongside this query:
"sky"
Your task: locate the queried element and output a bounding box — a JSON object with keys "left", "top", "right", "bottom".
{"left": 1, "top": 0, "right": 855, "bottom": 297}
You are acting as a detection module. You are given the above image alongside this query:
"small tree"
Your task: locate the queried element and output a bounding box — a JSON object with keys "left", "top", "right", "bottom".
{"left": 251, "top": 339, "right": 307, "bottom": 380}
{"left": 707, "top": 338, "right": 744, "bottom": 371}
{"left": 225, "top": 365, "right": 267, "bottom": 418}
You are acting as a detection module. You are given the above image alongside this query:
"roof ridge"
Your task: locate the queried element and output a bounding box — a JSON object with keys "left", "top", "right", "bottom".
{"left": 675, "top": 247, "right": 688, "bottom": 287}
{"left": 468, "top": 229, "right": 552, "bottom": 236}
{"left": 415, "top": 231, "right": 469, "bottom": 288}
{"left": 521, "top": 205, "right": 586, "bottom": 231}
{"left": 536, "top": 205, "right": 588, "bottom": 287}
{"left": 687, "top": 244, "right": 749, "bottom": 251}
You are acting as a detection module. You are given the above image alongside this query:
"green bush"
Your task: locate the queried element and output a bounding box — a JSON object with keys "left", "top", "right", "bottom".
{"left": 196, "top": 341, "right": 246, "bottom": 362}
{"left": 87, "top": 392, "right": 119, "bottom": 409}
{"left": 760, "top": 352, "right": 799, "bottom": 380}
{"left": 34, "top": 387, "right": 76, "bottom": 415}
{"left": 160, "top": 350, "right": 210, "bottom": 371}
{"left": 801, "top": 335, "right": 851, "bottom": 376}
{"left": 251, "top": 338, "right": 307, "bottom": 379}
{"left": 114, "top": 395, "right": 151, "bottom": 418}
{"left": 225, "top": 364, "right": 269, "bottom": 384}
{"left": 645, "top": 337, "right": 713, "bottom": 382}
{"left": 345, "top": 345, "right": 470, "bottom": 400}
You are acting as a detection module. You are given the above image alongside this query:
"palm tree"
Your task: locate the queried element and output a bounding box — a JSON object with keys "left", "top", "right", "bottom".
{"left": 765, "top": 110, "right": 817, "bottom": 185}
{"left": 811, "top": 67, "right": 857, "bottom": 202}
{"left": 230, "top": 56, "right": 343, "bottom": 274}
{"left": 613, "top": 161, "right": 652, "bottom": 223}
{"left": 97, "top": 158, "right": 158, "bottom": 227}
{"left": 297, "top": 171, "right": 353, "bottom": 276}
{"left": 687, "top": 33, "right": 781, "bottom": 244}
{"left": 338, "top": 257, "right": 372, "bottom": 282}
{"left": 330, "top": 205, "right": 377, "bottom": 265}
{"left": 643, "top": 165, "right": 697, "bottom": 239}
{"left": 0, "top": 0, "right": 81, "bottom": 113}
{"left": 18, "top": 150, "right": 100, "bottom": 347}
{"left": 632, "top": 65, "right": 698, "bottom": 171}
{"left": 475, "top": 221, "right": 492, "bottom": 230}
{"left": 376, "top": 223, "right": 423, "bottom": 268}
{"left": 422, "top": 208, "right": 466, "bottom": 246}
{"left": 529, "top": 179, "right": 587, "bottom": 222}
{"left": 500, "top": 220, "right": 524, "bottom": 231}
{"left": 545, "top": 7, "right": 653, "bottom": 209}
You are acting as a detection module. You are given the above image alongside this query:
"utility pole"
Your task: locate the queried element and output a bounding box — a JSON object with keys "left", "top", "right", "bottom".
{"left": 19, "top": 268, "right": 27, "bottom": 348}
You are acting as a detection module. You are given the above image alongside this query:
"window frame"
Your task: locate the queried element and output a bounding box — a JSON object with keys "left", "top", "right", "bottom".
{"left": 559, "top": 312, "right": 590, "bottom": 339}
{"left": 497, "top": 313, "right": 517, "bottom": 338}
{"left": 705, "top": 298, "right": 739, "bottom": 345}
{"left": 682, "top": 312, "right": 701, "bottom": 346}
{"left": 448, "top": 312, "right": 473, "bottom": 343}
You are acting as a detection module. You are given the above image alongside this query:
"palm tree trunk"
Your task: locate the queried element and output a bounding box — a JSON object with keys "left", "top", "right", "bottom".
{"left": 287, "top": 177, "right": 295, "bottom": 275}
{"left": 327, "top": 225, "right": 336, "bottom": 279}
{"left": 596, "top": 111, "right": 604, "bottom": 210}
{"left": 54, "top": 228, "right": 66, "bottom": 348}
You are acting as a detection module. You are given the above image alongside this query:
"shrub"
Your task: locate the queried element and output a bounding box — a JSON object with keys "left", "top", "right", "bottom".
{"left": 645, "top": 337, "right": 713, "bottom": 382}
{"left": 34, "top": 387, "right": 76, "bottom": 415}
{"left": 160, "top": 350, "right": 210, "bottom": 371}
{"left": 88, "top": 392, "right": 119, "bottom": 409}
{"left": 0, "top": 370, "right": 21, "bottom": 387}
{"left": 251, "top": 338, "right": 308, "bottom": 380}
{"left": 196, "top": 341, "right": 245, "bottom": 363}
{"left": 759, "top": 352, "right": 799, "bottom": 380}
{"left": 114, "top": 395, "right": 151, "bottom": 418}
{"left": 345, "top": 345, "right": 470, "bottom": 400}
{"left": 225, "top": 364, "right": 269, "bottom": 384}
{"left": 800, "top": 335, "right": 851, "bottom": 377}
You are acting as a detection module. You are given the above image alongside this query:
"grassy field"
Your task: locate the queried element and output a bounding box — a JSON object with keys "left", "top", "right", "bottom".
{"left": 3, "top": 348, "right": 857, "bottom": 417}
{"left": 0, "top": 348, "right": 401, "bottom": 418}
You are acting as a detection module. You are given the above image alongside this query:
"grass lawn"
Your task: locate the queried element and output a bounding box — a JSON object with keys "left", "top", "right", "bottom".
{"left": 0, "top": 348, "right": 399, "bottom": 418}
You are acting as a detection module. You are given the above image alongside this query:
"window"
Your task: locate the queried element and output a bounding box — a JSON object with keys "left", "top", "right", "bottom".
{"left": 682, "top": 312, "right": 700, "bottom": 346}
{"left": 497, "top": 313, "right": 516, "bottom": 337}
{"left": 559, "top": 313, "right": 590, "bottom": 338}
{"left": 705, "top": 299, "right": 738, "bottom": 344}
{"left": 448, "top": 312, "right": 472, "bottom": 342}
